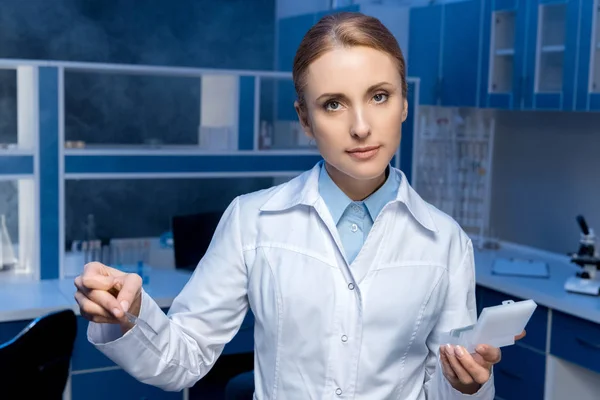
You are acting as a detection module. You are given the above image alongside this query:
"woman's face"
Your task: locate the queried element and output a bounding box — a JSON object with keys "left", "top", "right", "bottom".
{"left": 295, "top": 46, "right": 408, "bottom": 183}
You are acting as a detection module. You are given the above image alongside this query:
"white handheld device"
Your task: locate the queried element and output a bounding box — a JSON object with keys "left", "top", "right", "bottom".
{"left": 440, "top": 299, "right": 537, "bottom": 353}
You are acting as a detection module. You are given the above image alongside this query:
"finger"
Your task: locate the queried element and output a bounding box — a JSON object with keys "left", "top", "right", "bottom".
{"left": 75, "top": 290, "right": 116, "bottom": 322}
{"left": 439, "top": 346, "right": 457, "bottom": 380}
{"left": 515, "top": 329, "right": 527, "bottom": 341}
{"left": 475, "top": 344, "right": 502, "bottom": 364}
{"left": 78, "top": 272, "right": 116, "bottom": 292}
{"left": 115, "top": 274, "right": 142, "bottom": 313}
{"left": 454, "top": 346, "right": 491, "bottom": 384}
{"left": 445, "top": 345, "right": 476, "bottom": 385}
{"left": 85, "top": 287, "right": 126, "bottom": 318}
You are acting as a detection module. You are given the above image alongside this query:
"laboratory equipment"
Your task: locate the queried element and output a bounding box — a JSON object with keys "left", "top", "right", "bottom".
{"left": 0, "top": 214, "right": 17, "bottom": 270}
{"left": 564, "top": 215, "right": 600, "bottom": 296}
{"left": 413, "top": 107, "right": 495, "bottom": 248}
{"left": 491, "top": 257, "right": 550, "bottom": 278}
{"left": 440, "top": 299, "right": 537, "bottom": 353}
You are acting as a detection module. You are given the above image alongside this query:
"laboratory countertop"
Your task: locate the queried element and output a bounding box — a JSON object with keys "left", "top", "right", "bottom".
{"left": 0, "top": 241, "right": 599, "bottom": 324}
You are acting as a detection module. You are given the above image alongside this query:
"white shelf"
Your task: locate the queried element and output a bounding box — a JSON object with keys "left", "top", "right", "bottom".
{"left": 541, "top": 45, "right": 566, "bottom": 53}
{"left": 495, "top": 48, "right": 515, "bottom": 56}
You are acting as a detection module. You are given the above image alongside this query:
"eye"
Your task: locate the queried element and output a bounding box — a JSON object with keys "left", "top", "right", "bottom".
{"left": 373, "top": 93, "right": 389, "bottom": 104}
{"left": 324, "top": 101, "right": 342, "bottom": 112}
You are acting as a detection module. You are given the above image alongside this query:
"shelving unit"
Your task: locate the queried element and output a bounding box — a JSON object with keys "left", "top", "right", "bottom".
{"left": 0, "top": 58, "right": 419, "bottom": 281}
{"left": 490, "top": 10, "right": 516, "bottom": 94}
{"left": 413, "top": 106, "right": 495, "bottom": 247}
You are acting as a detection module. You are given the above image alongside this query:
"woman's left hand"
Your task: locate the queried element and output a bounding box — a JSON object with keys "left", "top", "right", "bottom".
{"left": 439, "top": 330, "right": 526, "bottom": 394}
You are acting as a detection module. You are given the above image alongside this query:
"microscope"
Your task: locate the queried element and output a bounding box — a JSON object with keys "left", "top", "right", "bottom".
{"left": 564, "top": 215, "right": 600, "bottom": 296}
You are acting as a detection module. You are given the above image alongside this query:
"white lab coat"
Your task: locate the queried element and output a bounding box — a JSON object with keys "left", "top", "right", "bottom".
{"left": 88, "top": 162, "right": 494, "bottom": 399}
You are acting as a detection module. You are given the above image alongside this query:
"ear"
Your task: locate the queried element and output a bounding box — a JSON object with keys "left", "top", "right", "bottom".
{"left": 402, "top": 98, "right": 408, "bottom": 122}
{"left": 294, "top": 100, "right": 314, "bottom": 139}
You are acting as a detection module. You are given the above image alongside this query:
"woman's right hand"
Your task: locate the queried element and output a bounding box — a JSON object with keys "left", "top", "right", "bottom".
{"left": 74, "top": 262, "right": 143, "bottom": 329}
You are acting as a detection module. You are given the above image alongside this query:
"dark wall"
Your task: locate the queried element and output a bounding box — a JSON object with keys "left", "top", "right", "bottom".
{"left": 0, "top": 0, "right": 277, "bottom": 245}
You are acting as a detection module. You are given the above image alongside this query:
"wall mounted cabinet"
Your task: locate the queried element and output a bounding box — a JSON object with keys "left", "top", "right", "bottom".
{"left": 479, "top": 0, "right": 580, "bottom": 110}
{"left": 408, "top": 1, "right": 483, "bottom": 107}
{"left": 576, "top": 0, "right": 600, "bottom": 110}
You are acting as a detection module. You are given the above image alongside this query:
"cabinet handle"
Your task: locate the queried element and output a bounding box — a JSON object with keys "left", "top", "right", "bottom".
{"left": 498, "top": 367, "right": 523, "bottom": 381}
{"left": 576, "top": 337, "right": 600, "bottom": 350}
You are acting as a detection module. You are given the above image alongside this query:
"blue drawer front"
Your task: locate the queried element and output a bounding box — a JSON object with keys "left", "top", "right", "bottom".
{"left": 73, "top": 308, "right": 251, "bottom": 370}
{"left": 495, "top": 345, "right": 545, "bottom": 400}
{"left": 0, "top": 320, "right": 32, "bottom": 345}
{"left": 551, "top": 311, "right": 600, "bottom": 374}
{"left": 477, "top": 287, "right": 548, "bottom": 351}
{"left": 71, "top": 316, "right": 118, "bottom": 371}
{"left": 71, "top": 369, "right": 183, "bottom": 400}
{"left": 223, "top": 312, "right": 254, "bottom": 355}
{"left": 72, "top": 309, "right": 171, "bottom": 371}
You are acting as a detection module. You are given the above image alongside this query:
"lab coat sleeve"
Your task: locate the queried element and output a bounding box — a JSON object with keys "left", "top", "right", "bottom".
{"left": 423, "top": 239, "right": 495, "bottom": 399}
{"left": 87, "top": 196, "right": 250, "bottom": 392}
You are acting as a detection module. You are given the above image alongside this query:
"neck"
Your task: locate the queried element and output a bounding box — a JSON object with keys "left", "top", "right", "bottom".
{"left": 325, "top": 163, "right": 387, "bottom": 201}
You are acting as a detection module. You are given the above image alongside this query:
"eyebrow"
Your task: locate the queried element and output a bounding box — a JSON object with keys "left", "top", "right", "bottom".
{"left": 315, "top": 81, "right": 393, "bottom": 102}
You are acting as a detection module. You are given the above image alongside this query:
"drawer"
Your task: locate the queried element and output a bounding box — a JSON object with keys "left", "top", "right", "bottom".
{"left": 551, "top": 311, "right": 600, "bottom": 374}
{"left": 223, "top": 312, "right": 254, "bottom": 355}
{"left": 494, "top": 344, "right": 546, "bottom": 400}
{"left": 72, "top": 308, "right": 172, "bottom": 371}
{"left": 0, "top": 319, "right": 32, "bottom": 345}
{"left": 71, "top": 316, "right": 118, "bottom": 371}
{"left": 477, "top": 287, "right": 548, "bottom": 351}
{"left": 71, "top": 368, "right": 183, "bottom": 400}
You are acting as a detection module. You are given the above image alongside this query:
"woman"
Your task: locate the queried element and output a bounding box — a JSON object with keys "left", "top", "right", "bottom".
{"left": 75, "top": 12, "right": 515, "bottom": 399}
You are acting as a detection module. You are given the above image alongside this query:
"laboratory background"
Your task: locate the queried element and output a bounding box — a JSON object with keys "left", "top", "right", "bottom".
{"left": 0, "top": 0, "right": 598, "bottom": 399}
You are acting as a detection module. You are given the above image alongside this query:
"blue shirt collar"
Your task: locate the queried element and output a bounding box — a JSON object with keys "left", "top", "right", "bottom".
{"left": 318, "top": 162, "right": 400, "bottom": 224}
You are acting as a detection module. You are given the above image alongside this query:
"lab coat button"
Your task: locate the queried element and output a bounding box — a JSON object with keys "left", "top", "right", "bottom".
{"left": 335, "top": 388, "right": 343, "bottom": 396}
{"left": 348, "top": 283, "right": 355, "bottom": 290}
{"left": 341, "top": 335, "right": 348, "bottom": 342}
{"left": 350, "top": 223, "right": 358, "bottom": 232}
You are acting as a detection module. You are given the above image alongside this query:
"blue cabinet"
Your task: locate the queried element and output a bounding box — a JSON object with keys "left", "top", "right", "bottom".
{"left": 576, "top": 0, "right": 600, "bottom": 110}
{"left": 494, "top": 344, "right": 546, "bottom": 400}
{"left": 475, "top": 286, "right": 547, "bottom": 400}
{"left": 551, "top": 310, "right": 600, "bottom": 374}
{"left": 408, "top": 4, "right": 443, "bottom": 106}
{"left": 480, "top": 0, "right": 580, "bottom": 110}
{"left": 408, "top": 1, "right": 482, "bottom": 107}
{"left": 71, "top": 368, "right": 183, "bottom": 400}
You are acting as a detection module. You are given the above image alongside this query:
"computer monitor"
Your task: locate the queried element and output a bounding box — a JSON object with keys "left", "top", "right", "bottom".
{"left": 172, "top": 211, "right": 224, "bottom": 270}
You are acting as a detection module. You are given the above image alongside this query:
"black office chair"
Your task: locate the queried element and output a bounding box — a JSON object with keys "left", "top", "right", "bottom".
{"left": 0, "top": 309, "right": 77, "bottom": 399}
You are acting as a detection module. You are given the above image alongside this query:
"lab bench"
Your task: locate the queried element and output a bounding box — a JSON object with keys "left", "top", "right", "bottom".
{"left": 1, "top": 242, "right": 599, "bottom": 399}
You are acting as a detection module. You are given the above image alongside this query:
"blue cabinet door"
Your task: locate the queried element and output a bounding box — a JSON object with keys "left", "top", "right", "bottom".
{"left": 277, "top": 14, "right": 316, "bottom": 72}
{"left": 71, "top": 369, "right": 183, "bottom": 400}
{"left": 524, "top": 0, "right": 579, "bottom": 110}
{"left": 408, "top": 5, "right": 443, "bottom": 105}
{"left": 494, "top": 344, "right": 546, "bottom": 400}
{"left": 576, "top": 0, "right": 598, "bottom": 111}
{"left": 479, "top": 0, "right": 528, "bottom": 109}
{"left": 315, "top": 4, "right": 360, "bottom": 21}
{"left": 441, "top": 0, "right": 482, "bottom": 107}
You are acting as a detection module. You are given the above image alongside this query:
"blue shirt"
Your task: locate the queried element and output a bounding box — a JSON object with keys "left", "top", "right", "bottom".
{"left": 318, "top": 163, "right": 400, "bottom": 263}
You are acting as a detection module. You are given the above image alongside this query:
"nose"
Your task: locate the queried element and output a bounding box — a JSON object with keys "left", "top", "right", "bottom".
{"left": 350, "top": 108, "right": 371, "bottom": 139}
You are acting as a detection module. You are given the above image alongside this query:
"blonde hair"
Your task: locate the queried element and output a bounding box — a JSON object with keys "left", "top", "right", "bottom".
{"left": 292, "top": 12, "right": 408, "bottom": 107}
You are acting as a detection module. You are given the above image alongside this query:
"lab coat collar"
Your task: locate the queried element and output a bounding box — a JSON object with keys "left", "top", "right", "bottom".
{"left": 260, "top": 160, "right": 438, "bottom": 233}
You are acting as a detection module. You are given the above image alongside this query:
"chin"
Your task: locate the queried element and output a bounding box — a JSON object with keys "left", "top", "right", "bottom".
{"left": 337, "top": 159, "right": 390, "bottom": 181}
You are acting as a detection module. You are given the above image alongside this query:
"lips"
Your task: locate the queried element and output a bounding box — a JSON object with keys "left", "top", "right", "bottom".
{"left": 346, "top": 145, "right": 380, "bottom": 154}
{"left": 346, "top": 145, "right": 381, "bottom": 160}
